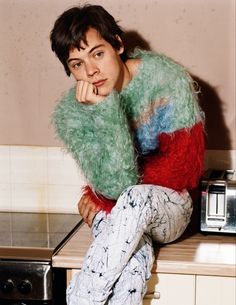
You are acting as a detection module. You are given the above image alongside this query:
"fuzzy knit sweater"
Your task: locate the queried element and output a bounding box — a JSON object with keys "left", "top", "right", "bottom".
{"left": 53, "top": 49, "right": 205, "bottom": 213}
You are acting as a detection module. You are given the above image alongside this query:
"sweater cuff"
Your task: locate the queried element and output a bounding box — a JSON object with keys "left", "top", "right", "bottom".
{"left": 82, "top": 185, "right": 116, "bottom": 214}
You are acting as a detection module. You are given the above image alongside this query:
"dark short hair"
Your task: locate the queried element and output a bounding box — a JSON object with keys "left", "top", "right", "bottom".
{"left": 50, "top": 4, "right": 126, "bottom": 76}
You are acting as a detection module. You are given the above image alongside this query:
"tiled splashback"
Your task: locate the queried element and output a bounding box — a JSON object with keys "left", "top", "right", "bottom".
{"left": 0, "top": 146, "right": 235, "bottom": 213}
{"left": 0, "top": 146, "right": 86, "bottom": 213}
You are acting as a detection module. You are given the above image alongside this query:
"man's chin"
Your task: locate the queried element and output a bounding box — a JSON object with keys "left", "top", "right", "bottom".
{"left": 98, "top": 88, "right": 111, "bottom": 97}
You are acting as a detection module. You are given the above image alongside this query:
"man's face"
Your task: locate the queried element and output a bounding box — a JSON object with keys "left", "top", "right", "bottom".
{"left": 67, "top": 28, "right": 124, "bottom": 96}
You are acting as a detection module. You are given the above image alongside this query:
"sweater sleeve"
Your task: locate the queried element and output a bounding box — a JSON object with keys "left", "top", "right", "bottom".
{"left": 142, "top": 122, "right": 205, "bottom": 191}
{"left": 53, "top": 88, "right": 138, "bottom": 201}
{"left": 82, "top": 185, "right": 115, "bottom": 214}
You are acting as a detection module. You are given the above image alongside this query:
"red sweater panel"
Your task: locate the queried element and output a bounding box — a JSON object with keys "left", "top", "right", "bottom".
{"left": 142, "top": 122, "right": 205, "bottom": 190}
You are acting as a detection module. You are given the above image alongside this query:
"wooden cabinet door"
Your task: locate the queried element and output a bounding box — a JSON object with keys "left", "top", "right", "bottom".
{"left": 143, "top": 273, "right": 195, "bottom": 305}
{"left": 196, "top": 275, "right": 236, "bottom": 305}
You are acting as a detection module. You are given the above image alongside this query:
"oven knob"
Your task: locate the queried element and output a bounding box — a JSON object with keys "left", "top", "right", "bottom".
{"left": 1, "top": 279, "right": 14, "bottom": 293}
{"left": 17, "top": 280, "right": 32, "bottom": 294}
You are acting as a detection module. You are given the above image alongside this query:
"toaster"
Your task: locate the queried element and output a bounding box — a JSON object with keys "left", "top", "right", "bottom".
{"left": 200, "top": 169, "right": 236, "bottom": 234}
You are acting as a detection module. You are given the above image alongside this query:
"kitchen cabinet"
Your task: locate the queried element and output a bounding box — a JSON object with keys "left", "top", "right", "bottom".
{"left": 142, "top": 273, "right": 195, "bottom": 305}
{"left": 195, "top": 275, "right": 236, "bottom": 305}
{"left": 67, "top": 271, "right": 235, "bottom": 305}
{"left": 143, "top": 273, "right": 236, "bottom": 305}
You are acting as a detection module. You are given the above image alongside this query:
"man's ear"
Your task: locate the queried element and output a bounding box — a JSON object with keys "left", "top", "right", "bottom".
{"left": 115, "top": 35, "right": 124, "bottom": 55}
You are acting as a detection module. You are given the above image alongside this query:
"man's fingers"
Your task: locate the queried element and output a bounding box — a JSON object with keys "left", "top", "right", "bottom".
{"left": 77, "top": 194, "right": 101, "bottom": 226}
{"left": 76, "top": 80, "right": 104, "bottom": 104}
{"left": 76, "top": 81, "right": 83, "bottom": 102}
{"left": 76, "top": 81, "right": 88, "bottom": 103}
{"left": 87, "top": 210, "right": 97, "bottom": 227}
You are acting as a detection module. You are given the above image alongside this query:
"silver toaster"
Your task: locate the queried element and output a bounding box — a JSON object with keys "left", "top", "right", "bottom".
{"left": 200, "top": 169, "right": 236, "bottom": 234}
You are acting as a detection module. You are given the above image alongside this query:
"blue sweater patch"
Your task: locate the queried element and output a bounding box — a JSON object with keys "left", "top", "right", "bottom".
{"left": 134, "top": 102, "right": 173, "bottom": 154}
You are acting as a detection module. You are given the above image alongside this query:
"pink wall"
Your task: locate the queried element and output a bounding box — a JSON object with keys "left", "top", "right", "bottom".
{"left": 0, "top": 0, "right": 235, "bottom": 149}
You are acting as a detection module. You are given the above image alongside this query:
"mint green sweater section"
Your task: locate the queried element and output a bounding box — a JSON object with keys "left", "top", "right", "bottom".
{"left": 53, "top": 90, "right": 138, "bottom": 200}
{"left": 120, "top": 49, "right": 203, "bottom": 130}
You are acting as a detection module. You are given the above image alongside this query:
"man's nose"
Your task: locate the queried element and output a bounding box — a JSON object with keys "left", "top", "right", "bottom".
{"left": 85, "top": 61, "right": 99, "bottom": 77}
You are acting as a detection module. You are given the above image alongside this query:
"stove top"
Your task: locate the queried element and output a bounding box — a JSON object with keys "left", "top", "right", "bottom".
{"left": 0, "top": 212, "right": 83, "bottom": 261}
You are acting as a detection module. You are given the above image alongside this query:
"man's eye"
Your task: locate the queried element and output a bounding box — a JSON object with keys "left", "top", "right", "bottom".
{"left": 94, "top": 51, "right": 104, "bottom": 58}
{"left": 73, "top": 62, "right": 82, "bottom": 69}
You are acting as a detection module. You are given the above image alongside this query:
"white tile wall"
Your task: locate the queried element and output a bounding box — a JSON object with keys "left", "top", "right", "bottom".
{"left": 0, "top": 184, "right": 11, "bottom": 211}
{"left": 48, "top": 185, "right": 82, "bottom": 213}
{"left": 10, "top": 146, "right": 48, "bottom": 184}
{"left": 0, "top": 145, "right": 86, "bottom": 213}
{"left": 0, "top": 146, "right": 10, "bottom": 184}
{"left": 12, "top": 183, "right": 48, "bottom": 213}
{"left": 0, "top": 146, "right": 235, "bottom": 213}
{"left": 0, "top": 146, "right": 11, "bottom": 211}
{"left": 47, "top": 147, "right": 84, "bottom": 186}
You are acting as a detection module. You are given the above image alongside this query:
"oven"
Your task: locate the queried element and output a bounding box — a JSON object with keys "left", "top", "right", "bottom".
{"left": 0, "top": 212, "right": 83, "bottom": 305}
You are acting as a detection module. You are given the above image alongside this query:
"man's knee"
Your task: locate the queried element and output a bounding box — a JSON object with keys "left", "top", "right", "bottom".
{"left": 114, "top": 184, "right": 153, "bottom": 214}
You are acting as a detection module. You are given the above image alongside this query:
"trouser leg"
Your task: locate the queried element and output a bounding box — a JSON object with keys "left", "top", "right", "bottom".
{"left": 67, "top": 214, "right": 154, "bottom": 305}
{"left": 90, "top": 211, "right": 154, "bottom": 305}
{"left": 67, "top": 185, "right": 192, "bottom": 305}
{"left": 106, "top": 233, "right": 154, "bottom": 305}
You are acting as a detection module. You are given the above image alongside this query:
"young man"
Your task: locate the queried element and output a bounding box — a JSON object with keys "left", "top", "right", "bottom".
{"left": 50, "top": 4, "right": 205, "bottom": 305}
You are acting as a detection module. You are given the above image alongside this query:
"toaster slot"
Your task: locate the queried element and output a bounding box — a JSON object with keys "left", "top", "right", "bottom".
{"left": 206, "top": 182, "right": 227, "bottom": 228}
{"left": 208, "top": 185, "right": 225, "bottom": 216}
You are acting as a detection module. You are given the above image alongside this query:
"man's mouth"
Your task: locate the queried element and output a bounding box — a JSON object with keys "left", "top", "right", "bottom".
{"left": 93, "top": 79, "right": 107, "bottom": 87}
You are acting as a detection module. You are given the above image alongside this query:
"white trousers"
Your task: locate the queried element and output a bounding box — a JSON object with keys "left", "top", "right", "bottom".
{"left": 67, "top": 185, "right": 193, "bottom": 305}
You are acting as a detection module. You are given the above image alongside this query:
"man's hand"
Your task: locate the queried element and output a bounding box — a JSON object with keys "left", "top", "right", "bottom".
{"left": 76, "top": 80, "right": 105, "bottom": 104}
{"left": 78, "top": 194, "right": 101, "bottom": 227}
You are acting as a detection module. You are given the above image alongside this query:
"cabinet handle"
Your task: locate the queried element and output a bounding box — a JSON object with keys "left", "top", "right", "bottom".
{"left": 145, "top": 291, "right": 160, "bottom": 299}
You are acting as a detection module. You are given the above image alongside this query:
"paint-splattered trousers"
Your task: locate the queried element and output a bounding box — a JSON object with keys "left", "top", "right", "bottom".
{"left": 67, "top": 184, "right": 193, "bottom": 305}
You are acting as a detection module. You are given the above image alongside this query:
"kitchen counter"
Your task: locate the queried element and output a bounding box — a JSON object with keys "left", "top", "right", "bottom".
{"left": 52, "top": 223, "right": 236, "bottom": 277}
